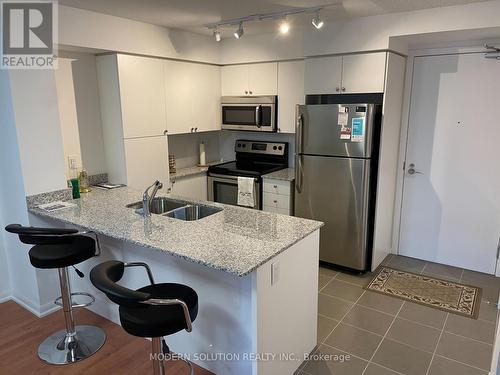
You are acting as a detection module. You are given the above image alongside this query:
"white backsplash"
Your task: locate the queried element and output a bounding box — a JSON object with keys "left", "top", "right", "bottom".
{"left": 168, "top": 131, "right": 221, "bottom": 169}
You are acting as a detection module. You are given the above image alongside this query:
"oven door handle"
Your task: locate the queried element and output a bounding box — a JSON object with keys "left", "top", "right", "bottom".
{"left": 209, "top": 173, "right": 259, "bottom": 182}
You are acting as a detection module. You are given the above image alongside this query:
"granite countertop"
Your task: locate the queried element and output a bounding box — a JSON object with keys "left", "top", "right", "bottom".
{"left": 170, "top": 161, "right": 222, "bottom": 179}
{"left": 263, "top": 168, "right": 295, "bottom": 181}
{"left": 28, "top": 187, "right": 322, "bottom": 276}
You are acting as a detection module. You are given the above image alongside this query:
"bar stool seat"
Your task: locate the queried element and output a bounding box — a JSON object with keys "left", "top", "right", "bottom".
{"left": 120, "top": 283, "right": 198, "bottom": 338}
{"left": 5, "top": 224, "right": 106, "bottom": 366}
{"left": 29, "top": 236, "right": 96, "bottom": 269}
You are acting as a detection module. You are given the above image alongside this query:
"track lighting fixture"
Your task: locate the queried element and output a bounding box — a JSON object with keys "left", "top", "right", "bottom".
{"left": 214, "top": 28, "right": 221, "bottom": 42}
{"left": 206, "top": 6, "right": 325, "bottom": 39}
{"left": 312, "top": 11, "right": 324, "bottom": 29}
{"left": 234, "top": 22, "right": 244, "bottom": 39}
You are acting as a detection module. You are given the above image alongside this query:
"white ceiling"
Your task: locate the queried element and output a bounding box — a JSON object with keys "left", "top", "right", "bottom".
{"left": 59, "top": 0, "right": 490, "bottom": 37}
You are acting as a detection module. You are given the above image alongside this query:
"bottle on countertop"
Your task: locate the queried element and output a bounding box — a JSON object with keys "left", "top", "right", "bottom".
{"left": 199, "top": 141, "right": 206, "bottom": 166}
{"left": 78, "top": 169, "right": 92, "bottom": 193}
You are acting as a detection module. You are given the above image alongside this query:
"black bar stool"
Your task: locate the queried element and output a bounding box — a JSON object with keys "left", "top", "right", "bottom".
{"left": 90, "top": 260, "right": 198, "bottom": 375}
{"left": 5, "top": 224, "right": 106, "bottom": 365}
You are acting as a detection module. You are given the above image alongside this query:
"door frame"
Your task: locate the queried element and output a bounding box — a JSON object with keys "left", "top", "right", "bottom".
{"left": 391, "top": 42, "right": 500, "bottom": 277}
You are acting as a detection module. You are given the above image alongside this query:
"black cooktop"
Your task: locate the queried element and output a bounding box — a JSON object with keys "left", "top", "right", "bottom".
{"left": 208, "top": 161, "right": 285, "bottom": 178}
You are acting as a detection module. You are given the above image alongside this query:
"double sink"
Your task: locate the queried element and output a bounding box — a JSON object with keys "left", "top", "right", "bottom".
{"left": 126, "top": 197, "right": 222, "bottom": 221}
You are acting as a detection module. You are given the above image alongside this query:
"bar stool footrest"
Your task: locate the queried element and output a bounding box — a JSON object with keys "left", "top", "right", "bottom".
{"left": 54, "top": 292, "right": 95, "bottom": 308}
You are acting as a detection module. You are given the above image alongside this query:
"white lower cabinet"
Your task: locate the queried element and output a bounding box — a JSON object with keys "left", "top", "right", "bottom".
{"left": 262, "top": 178, "right": 293, "bottom": 215}
{"left": 170, "top": 174, "right": 208, "bottom": 201}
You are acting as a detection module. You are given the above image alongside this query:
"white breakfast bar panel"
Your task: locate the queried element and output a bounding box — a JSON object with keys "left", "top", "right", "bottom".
{"left": 29, "top": 212, "right": 319, "bottom": 375}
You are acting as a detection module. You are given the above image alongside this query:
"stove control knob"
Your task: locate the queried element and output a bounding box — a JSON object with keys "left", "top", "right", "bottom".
{"left": 273, "top": 146, "right": 277, "bottom": 150}
{"left": 278, "top": 146, "right": 283, "bottom": 150}
{"left": 237, "top": 143, "right": 241, "bottom": 147}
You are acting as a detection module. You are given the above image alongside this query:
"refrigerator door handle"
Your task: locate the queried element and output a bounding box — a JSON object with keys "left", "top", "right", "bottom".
{"left": 296, "top": 107, "right": 304, "bottom": 154}
{"left": 295, "top": 154, "right": 303, "bottom": 194}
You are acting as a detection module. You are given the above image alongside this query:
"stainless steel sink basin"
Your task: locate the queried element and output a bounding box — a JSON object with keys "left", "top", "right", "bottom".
{"left": 126, "top": 197, "right": 187, "bottom": 215}
{"left": 165, "top": 204, "right": 222, "bottom": 221}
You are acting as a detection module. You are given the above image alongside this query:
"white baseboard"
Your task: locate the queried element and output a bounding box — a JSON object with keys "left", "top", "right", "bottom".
{"left": 9, "top": 294, "right": 60, "bottom": 318}
{"left": 0, "top": 291, "right": 11, "bottom": 303}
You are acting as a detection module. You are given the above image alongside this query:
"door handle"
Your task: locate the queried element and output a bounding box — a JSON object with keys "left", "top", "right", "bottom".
{"left": 256, "top": 105, "right": 262, "bottom": 128}
{"left": 296, "top": 108, "right": 304, "bottom": 154}
{"left": 295, "top": 155, "right": 303, "bottom": 194}
{"left": 407, "top": 163, "right": 423, "bottom": 175}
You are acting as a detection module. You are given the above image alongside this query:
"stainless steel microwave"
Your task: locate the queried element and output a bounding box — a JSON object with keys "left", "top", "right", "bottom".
{"left": 221, "top": 96, "right": 277, "bottom": 132}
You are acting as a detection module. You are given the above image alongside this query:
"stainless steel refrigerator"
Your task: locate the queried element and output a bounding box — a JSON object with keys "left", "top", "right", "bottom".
{"left": 295, "top": 102, "right": 382, "bottom": 271}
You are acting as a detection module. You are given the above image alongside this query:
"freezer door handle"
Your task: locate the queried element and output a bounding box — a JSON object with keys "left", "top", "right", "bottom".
{"left": 295, "top": 155, "right": 303, "bottom": 194}
{"left": 296, "top": 107, "right": 304, "bottom": 154}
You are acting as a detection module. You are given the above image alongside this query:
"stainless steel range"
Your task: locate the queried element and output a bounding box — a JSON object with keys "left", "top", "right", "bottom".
{"left": 208, "top": 140, "right": 288, "bottom": 209}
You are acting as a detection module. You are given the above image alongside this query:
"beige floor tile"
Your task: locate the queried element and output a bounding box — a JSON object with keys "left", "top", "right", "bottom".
{"left": 422, "top": 262, "right": 463, "bottom": 280}
{"left": 480, "top": 285, "right": 500, "bottom": 304}
{"left": 478, "top": 301, "right": 498, "bottom": 323}
{"left": 364, "top": 363, "right": 402, "bottom": 375}
{"left": 302, "top": 344, "right": 367, "bottom": 375}
{"left": 428, "top": 355, "right": 488, "bottom": 375}
{"left": 319, "top": 275, "right": 332, "bottom": 290}
{"left": 325, "top": 323, "right": 382, "bottom": 360}
{"left": 386, "top": 318, "right": 441, "bottom": 352}
{"left": 319, "top": 266, "right": 339, "bottom": 278}
{"left": 317, "top": 315, "right": 338, "bottom": 343}
{"left": 388, "top": 255, "right": 426, "bottom": 273}
{"left": 420, "top": 270, "right": 461, "bottom": 282}
{"left": 444, "top": 313, "right": 495, "bottom": 343}
{"left": 342, "top": 305, "right": 394, "bottom": 335}
{"left": 335, "top": 271, "right": 374, "bottom": 287}
{"left": 372, "top": 338, "right": 433, "bottom": 375}
{"left": 380, "top": 254, "right": 394, "bottom": 266}
{"left": 356, "top": 291, "right": 404, "bottom": 315}
{"left": 398, "top": 301, "right": 447, "bottom": 329}
{"left": 318, "top": 293, "right": 353, "bottom": 320}
{"left": 461, "top": 269, "right": 500, "bottom": 288}
{"left": 321, "top": 280, "right": 364, "bottom": 302}
{"left": 436, "top": 332, "right": 493, "bottom": 371}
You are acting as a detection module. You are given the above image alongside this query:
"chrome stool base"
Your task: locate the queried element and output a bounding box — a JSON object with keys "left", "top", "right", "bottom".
{"left": 38, "top": 325, "right": 106, "bottom": 365}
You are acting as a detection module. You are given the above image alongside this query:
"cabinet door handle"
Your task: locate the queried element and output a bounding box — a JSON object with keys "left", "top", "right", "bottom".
{"left": 335, "top": 87, "right": 340, "bottom": 92}
{"left": 249, "top": 90, "right": 253, "bottom": 95}
{"left": 245, "top": 90, "right": 248, "bottom": 94}
{"left": 273, "top": 200, "right": 277, "bottom": 203}
{"left": 191, "top": 127, "right": 194, "bottom": 132}
{"left": 195, "top": 127, "right": 198, "bottom": 132}
{"left": 164, "top": 129, "right": 168, "bottom": 135}
{"left": 341, "top": 87, "right": 346, "bottom": 92}
{"left": 273, "top": 185, "right": 278, "bottom": 188}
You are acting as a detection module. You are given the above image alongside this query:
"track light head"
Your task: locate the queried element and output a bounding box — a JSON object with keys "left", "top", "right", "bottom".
{"left": 214, "top": 28, "right": 221, "bottom": 42}
{"left": 279, "top": 19, "right": 290, "bottom": 34}
{"left": 312, "top": 11, "right": 324, "bottom": 29}
{"left": 234, "top": 22, "right": 244, "bottom": 39}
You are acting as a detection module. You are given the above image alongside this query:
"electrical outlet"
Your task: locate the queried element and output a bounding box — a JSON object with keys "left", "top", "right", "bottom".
{"left": 68, "top": 155, "right": 78, "bottom": 170}
{"left": 271, "top": 261, "right": 280, "bottom": 285}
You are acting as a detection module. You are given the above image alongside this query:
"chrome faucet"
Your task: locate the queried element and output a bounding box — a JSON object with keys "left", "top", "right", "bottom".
{"left": 142, "top": 180, "right": 163, "bottom": 217}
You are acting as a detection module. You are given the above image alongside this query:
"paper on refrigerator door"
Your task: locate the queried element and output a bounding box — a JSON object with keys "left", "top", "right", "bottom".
{"left": 338, "top": 112, "right": 348, "bottom": 126}
{"left": 351, "top": 117, "right": 366, "bottom": 142}
{"left": 340, "top": 127, "right": 351, "bottom": 140}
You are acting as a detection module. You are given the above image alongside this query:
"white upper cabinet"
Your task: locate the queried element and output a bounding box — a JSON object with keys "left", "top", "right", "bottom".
{"left": 165, "top": 60, "right": 221, "bottom": 134}
{"left": 116, "top": 54, "right": 167, "bottom": 139}
{"left": 304, "top": 53, "right": 387, "bottom": 94}
{"left": 191, "top": 63, "right": 221, "bottom": 133}
{"left": 304, "top": 56, "right": 342, "bottom": 94}
{"left": 247, "top": 62, "right": 278, "bottom": 96}
{"left": 221, "top": 62, "right": 278, "bottom": 96}
{"left": 278, "top": 60, "right": 305, "bottom": 133}
{"left": 342, "top": 53, "right": 387, "bottom": 93}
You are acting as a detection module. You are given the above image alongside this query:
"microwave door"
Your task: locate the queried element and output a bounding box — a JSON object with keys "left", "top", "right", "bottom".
{"left": 222, "top": 105, "right": 259, "bottom": 130}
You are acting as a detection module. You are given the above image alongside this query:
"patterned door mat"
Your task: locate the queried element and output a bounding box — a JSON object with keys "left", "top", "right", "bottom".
{"left": 365, "top": 267, "right": 482, "bottom": 319}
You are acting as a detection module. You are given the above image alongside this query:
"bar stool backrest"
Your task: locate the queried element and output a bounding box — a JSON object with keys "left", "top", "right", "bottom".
{"left": 5, "top": 224, "right": 82, "bottom": 245}
{"left": 90, "top": 260, "right": 152, "bottom": 307}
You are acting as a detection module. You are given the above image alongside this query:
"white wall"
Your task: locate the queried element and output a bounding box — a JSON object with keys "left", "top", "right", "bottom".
{"left": 55, "top": 58, "right": 82, "bottom": 179}
{"left": 0, "top": 71, "right": 40, "bottom": 310}
{"left": 59, "top": 5, "right": 220, "bottom": 64}
{"left": 220, "top": 0, "right": 500, "bottom": 64}
{"left": 62, "top": 51, "right": 107, "bottom": 176}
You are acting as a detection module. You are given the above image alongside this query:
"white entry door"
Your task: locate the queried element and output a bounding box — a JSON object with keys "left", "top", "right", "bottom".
{"left": 399, "top": 53, "right": 500, "bottom": 274}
